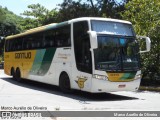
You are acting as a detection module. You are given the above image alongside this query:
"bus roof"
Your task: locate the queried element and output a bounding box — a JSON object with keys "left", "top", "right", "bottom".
{"left": 6, "top": 23, "right": 56, "bottom": 40}
{"left": 6, "top": 17, "right": 132, "bottom": 40}
{"left": 6, "top": 22, "right": 68, "bottom": 40}
{"left": 68, "top": 17, "right": 132, "bottom": 24}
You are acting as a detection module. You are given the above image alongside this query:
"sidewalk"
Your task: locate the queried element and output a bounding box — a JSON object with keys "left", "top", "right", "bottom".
{"left": 139, "top": 86, "right": 160, "bottom": 92}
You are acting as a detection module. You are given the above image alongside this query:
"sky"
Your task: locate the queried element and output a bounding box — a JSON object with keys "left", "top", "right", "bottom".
{"left": 0, "top": 0, "right": 64, "bottom": 16}
{"left": 0, "top": 0, "right": 122, "bottom": 16}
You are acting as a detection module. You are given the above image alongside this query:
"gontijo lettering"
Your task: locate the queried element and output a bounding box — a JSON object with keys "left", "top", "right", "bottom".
{"left": 15, "top": 52, "right": 31, "bottom": 59}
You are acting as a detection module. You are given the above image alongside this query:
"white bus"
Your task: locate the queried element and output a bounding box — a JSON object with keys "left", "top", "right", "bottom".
{"left": 4, "top": 17, "right": 151, "bottom": 93}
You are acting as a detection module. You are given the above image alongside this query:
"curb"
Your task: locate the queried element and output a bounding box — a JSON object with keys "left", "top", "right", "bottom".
{"left": 139, "top": 86, "right": 160, "bottom": 92}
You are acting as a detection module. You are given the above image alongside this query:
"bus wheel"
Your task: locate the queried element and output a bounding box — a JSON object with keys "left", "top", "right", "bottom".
{"left": 15, "top": 68, "right": 21, "bottom": 82}
{"left": 59, "top": 72, "right": 71, "bottom": 93}
{"left": 11, "top": 67, "right": 16, "bottom": 80}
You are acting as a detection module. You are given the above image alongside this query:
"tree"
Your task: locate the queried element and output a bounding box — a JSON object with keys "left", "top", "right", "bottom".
{"left": 19, "top": 18, "right": 39, "bottom": 31}
{"left": 122, "top": 0, "right": 160, "bottom": 84}
{"left": 57, "top": 0, "right": 98, "bottom": 22}
{"left": 21, "top": 3, "right": 58, "bottom": 27}
{"left": 89, "top": 0, "right": 129, "bottom": 19}
{"left": 0, "top": 6, "right": 22, "bottom": 37}
{"left": 0, "top": 6, "right": 24, "bottom": 58}
{"left": 76, "top": 0, "right": 130, "bottom": 19}
{"left": 21, "top": 0, "right": 130, "bottom": 28}
{"left": 87, "top": 0, "right": 97, "bottom": 16}
{"left": 0, "top": 6, "right": 6, "bottom": 23}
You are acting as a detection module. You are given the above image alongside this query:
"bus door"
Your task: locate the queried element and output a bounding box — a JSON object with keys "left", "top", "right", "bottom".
{"left": 73, "top": 21, "right": 92, "bottom": 91}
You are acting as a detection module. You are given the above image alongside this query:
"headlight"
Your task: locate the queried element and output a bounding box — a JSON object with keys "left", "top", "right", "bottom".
{"left": 93, "top": 74, "right": 108, "bottom": 80}
{"left": 135, "top": 74, "right": 141, "bottom": 80}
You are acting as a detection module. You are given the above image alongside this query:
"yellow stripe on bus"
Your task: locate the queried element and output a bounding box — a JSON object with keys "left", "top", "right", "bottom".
{"left": 4, "top": 50, "right": 37, "bottom": 78}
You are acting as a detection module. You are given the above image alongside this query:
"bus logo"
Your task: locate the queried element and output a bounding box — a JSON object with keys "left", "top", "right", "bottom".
{"left": 15, "top": 52, "right": 31, "bottom": 59}
{"left": 75, "top": 77, "right": 87, "bottom": 89}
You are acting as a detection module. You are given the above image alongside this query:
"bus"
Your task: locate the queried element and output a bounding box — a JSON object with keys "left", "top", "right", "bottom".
{"left": 4, "top": 17, "right": 151, "bottom": 93}
{"left": 0, "top": 36, "right": 4, "bottom": 69}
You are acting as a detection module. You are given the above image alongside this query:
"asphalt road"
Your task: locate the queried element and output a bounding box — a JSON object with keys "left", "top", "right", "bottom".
{"left": 0, "top": 70, "right": 160, "bottom": 120}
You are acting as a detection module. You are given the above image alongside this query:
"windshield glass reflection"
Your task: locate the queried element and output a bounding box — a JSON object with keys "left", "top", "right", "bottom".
{"left": 94, "top": 35, "right": 140, "bottom": 71}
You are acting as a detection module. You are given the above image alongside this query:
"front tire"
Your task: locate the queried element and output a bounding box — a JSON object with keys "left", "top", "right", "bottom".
{"left": 59, "top": 72, "right": 71, "bottom": 93}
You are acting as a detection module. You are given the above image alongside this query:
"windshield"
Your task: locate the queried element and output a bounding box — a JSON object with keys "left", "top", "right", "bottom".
{"left": 94, "top": 35, "right": 140, "bottom": 71}
{"left": 91, "top": 20, "right": 135, "bottom": 36}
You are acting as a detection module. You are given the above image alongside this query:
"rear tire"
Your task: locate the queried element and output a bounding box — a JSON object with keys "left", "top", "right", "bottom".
{"left": 11, "top": 67, "right": 16, "bottom": 80}
{"left": 15, "top": 68, "right": 22, "bottom": 82}
{"left": 59, "top": 72, "right": 71, "bottom": 93}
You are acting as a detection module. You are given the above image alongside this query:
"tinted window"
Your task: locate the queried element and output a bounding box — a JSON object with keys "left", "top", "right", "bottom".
{"left": 5, "top": 40, "right": 9, "bottom": 52}
{"left": 91, "top": 20, "right": 135, "bottom": 36}
{"left": 55, "top": 25, "right": 71, "bottom": 47}
{"left": 73, "top": 21, "right": 92, "bottom": 74}
{"left": 5, "top": 24, "right": 71, "bottom": 52}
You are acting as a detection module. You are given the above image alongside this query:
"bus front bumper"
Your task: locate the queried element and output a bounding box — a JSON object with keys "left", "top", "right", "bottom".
{"left": 91, "top": 78, "right": 141, "bottom": 93}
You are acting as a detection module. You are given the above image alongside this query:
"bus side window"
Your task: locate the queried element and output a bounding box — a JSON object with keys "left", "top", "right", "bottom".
{"left": 17, "top": 38, "right": 23, "bottom": 51}
{"left": 44, "top": 30, "right": 54, "bottom": 48}
{"left": 22, "top": 37, "right": 27, "bottom": 50}
{"left": 31, "top": 42, "right": 35, "bottom": 48}
{"left": 43, "top": 41, "right": 46, "bottom": 47}
{"left": 9, "top": 40, "right": 14, "bottom": 51}
{"left": 61, "top": 25, "right": 71, "bottom": 47}
{"left": 36, "top": 41, "right": 41, "bottom": 48}
{"left": 12, "top": 39, "right": 17, "bottom": 51}
{"left": 55, "top": 25, "right": 71, "bottom": 47}
{"left": 5, "top": 40, "right": 9, "bottom": 52}
{"left": 55, "top": 30, "right": 60, "bottom": 47}
{"left": 48, "top": 39, "right": 53, "bottom": 47}
{"left": 27, "top": 40, "right": 33, "bottom": 50}
{"left": 33, "top": 32, "right": 43, "bottom": 49}
{"left": 15, "top": 40, "right": 19, "bottom": 51}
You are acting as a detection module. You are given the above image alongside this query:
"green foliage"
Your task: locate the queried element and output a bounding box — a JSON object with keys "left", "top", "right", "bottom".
{"left": 21, "top": 3, "right": 58, "bottom": 30}
{"left": 122, "top": 0, "right": 160, "bottom": 83}
{"left": 85, "top": 0, "right": 129, "bottom": 19}
{"left": 56, "top": 0, "right": 128, "bottom": 21}
{"left": 18, "top": 0, "right": 129, "bottom": 31}
{"left": 0, "top": 6, "right": 23, "bottom": 36}
{"left": 0, "top": 6, "right": 24, "bottom": 57}
{"left": 23, "top": 3, "right": 48, "bottom": 18}
{"left": 57, "top": 0, "right": 97, "bottom": 22}
{"left": 19, "top": 18, "right": 39, "bottom": 31}
{"left": 0, "top": 7, "right": 6, "bottom": 23}
{"left": 96, "top": 0, "right": 120, "bottom": 18}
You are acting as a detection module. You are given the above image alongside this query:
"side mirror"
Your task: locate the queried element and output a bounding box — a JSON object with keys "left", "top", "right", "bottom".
{"left": 136, "top": 35, "right": 151, "bottom": 53}
{"left": 87, "top": 31, "right": 98, "bottom": 49}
